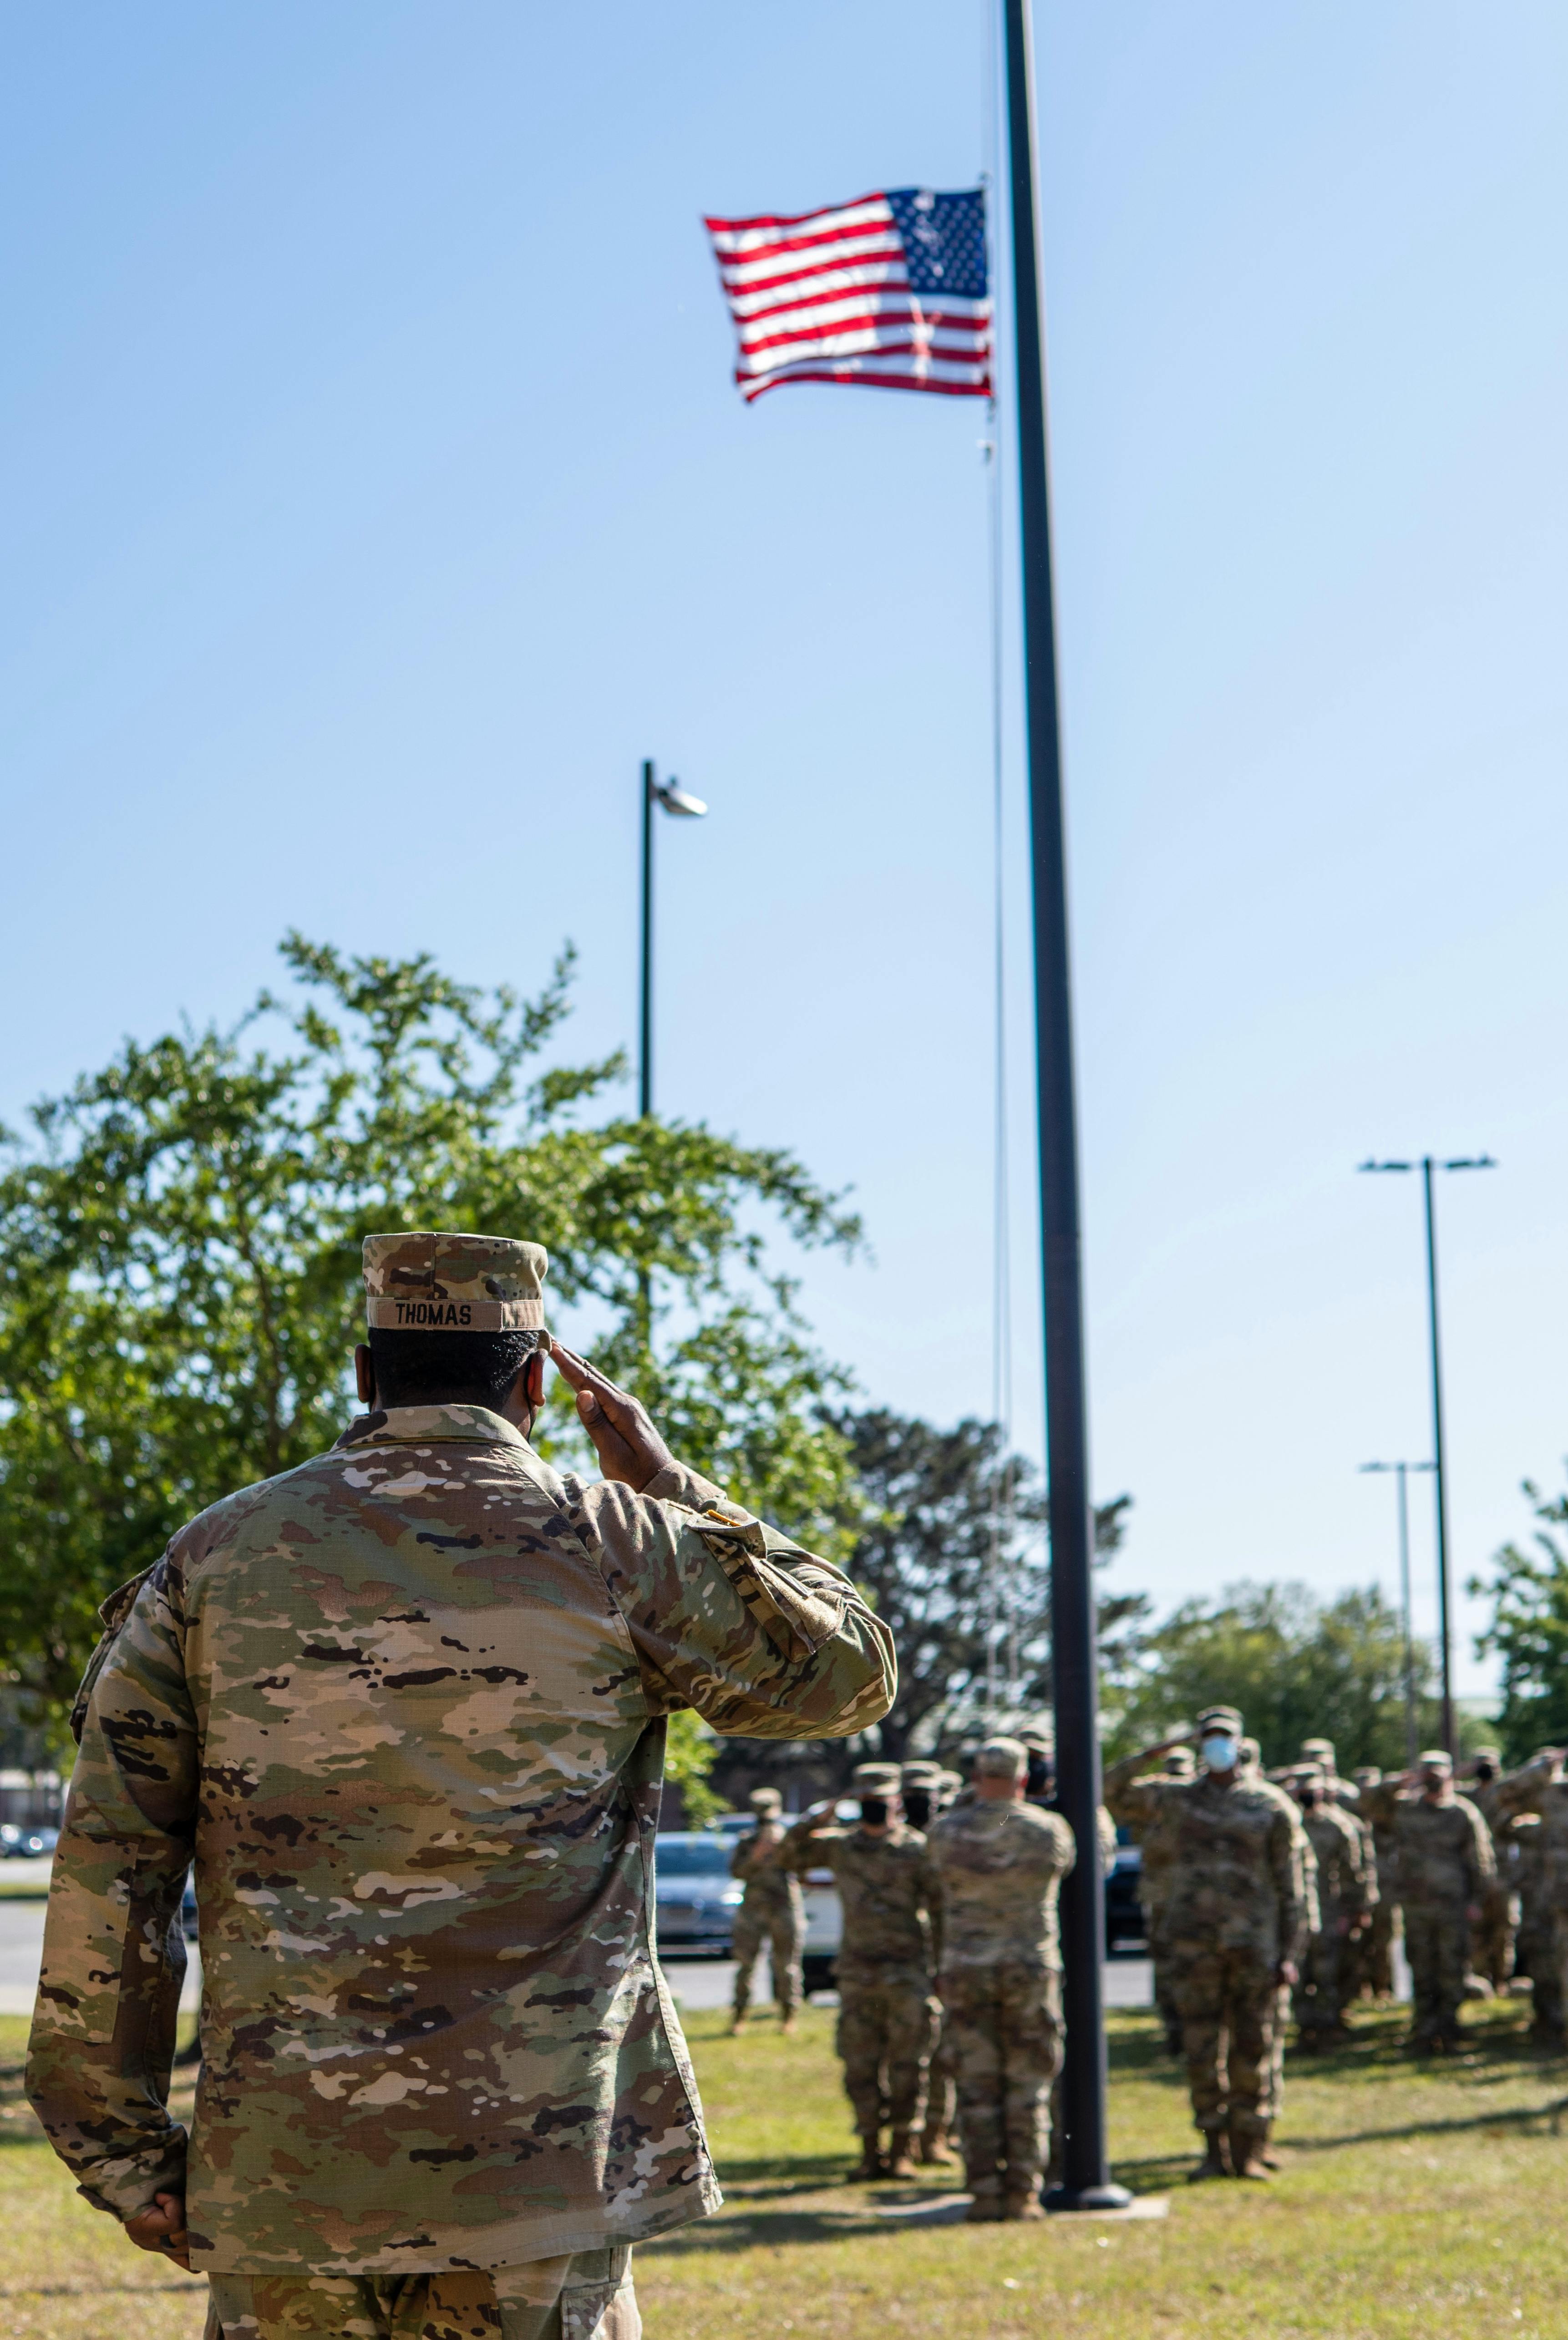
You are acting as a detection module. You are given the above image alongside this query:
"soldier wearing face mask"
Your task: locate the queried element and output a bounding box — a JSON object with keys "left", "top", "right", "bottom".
{"left": 1105, "top": 1708, "right": 1314, "bottom": 2182}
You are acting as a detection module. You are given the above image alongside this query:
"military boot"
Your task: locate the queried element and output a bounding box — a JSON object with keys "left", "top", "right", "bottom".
{"left": 919, "top": 2126, "right": 959, "bottom": 2167}
{"left": 847, "top": 2134, "right": 884, "bottom": 2182}
{"left": 1188, "top": 2130, "right": 1230, "bottom": 2183}
{"left": 1229, "top": 2120, "right": 1272, "bottom": 2181}
{"left": 1004, "top": 2193, "right": 1046, "bottom": 2221}
{"left": 965, "top": 2191, "right": 1005, "bottom": 2223}
{"left": 883, "top": 2131, "right": 920, "bottom": 2180}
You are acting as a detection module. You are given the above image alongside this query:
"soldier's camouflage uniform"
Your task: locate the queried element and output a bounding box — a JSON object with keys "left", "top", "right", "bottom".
{"left": 928, "top": 1801, "right": 1075, "bottom": 2216}
{"left": 27, "top": 1399, "right": 894, "bottom": 2335}
{"left": 1105, "top": 1754, "right": 1312, "bottom": 2153}
{"left": 779, "top": 1817, "right": 941, "bottom": 2160}
{"left": 1293, "top": 1802, "right": 1376, "bottom": 2041}
{"left": 1503, "top": 1813, "right": 1560, "bottom": 2042}
{"left": 1353, "top": 1779, "right": 1400, "bottom": 2001}
{"left": 1134, "top": 1780, "right": 1189, "bottom": 2056}
{"left": 1494, "top": 1758, "right": 1568, "bottom": 2046}
{"left": 728, "top": 1825, "right": 804, "bottom": 2022}
{"left": 1359, "top": 1781, "right": 1494, "bottom": 2048}
{"left": 1464, "top": 1766, "right": 1517, "bottom": 1990}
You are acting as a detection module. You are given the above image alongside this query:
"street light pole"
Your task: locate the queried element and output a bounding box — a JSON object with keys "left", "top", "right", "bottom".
{"left": 1358, "top": 1154, "right": 1496, "bottom": 1756}
{"left": 638, "top": 760, "right": 708, "bottom": 1120}
{"left": 1360, "top": 1460, "right": 1436, "bottom": 1767}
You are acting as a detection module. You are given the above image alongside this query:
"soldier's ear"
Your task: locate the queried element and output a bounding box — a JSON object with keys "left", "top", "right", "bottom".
{"left": 355, "top": 1344, "right": 375, "bottom": 1406}
{"left": 523, "top": 1348, "right": 547, "bottom": 1412}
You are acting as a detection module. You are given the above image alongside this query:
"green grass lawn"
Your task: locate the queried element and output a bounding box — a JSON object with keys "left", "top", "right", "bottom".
{"left": 0, "top": 1996, "right": 1565, "bottom": 2337}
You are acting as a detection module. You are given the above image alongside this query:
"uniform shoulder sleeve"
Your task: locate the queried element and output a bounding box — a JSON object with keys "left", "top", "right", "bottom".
{"left": 27, "top": 1546, "right": 199, "bottom": 2224}
{"left": 577, "top": 1464, "right": 895, "bottom": 1742}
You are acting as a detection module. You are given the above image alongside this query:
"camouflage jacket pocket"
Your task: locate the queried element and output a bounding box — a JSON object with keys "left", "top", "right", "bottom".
{"left": 692, "top": 1523, "right": 847, "bottom": 1662}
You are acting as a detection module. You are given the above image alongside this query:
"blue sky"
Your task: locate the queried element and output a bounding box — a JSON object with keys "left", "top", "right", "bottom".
{"left": 5, "top": 3, "right": 1567, "bottom": 1698}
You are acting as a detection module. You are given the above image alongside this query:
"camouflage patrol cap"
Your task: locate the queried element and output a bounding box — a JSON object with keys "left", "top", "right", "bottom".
{"left": 973, "top": 1735, "right": 1028, "bottom": 1779}
{"left": 936, "top": 1770, "right": 964, "bottom": 1801}
{"left": 1016, "top": 1722, "right": 1055, "bottom": 1754}
{"left": 900, "top": 1761, "right": 943, "bottom": 1787}
{"left": 1197, "top": 1706, "right": 1243, "bottom": 1734}
{"left": 1473, "top": 1746, "right": 1502, "bottom": 1766}
{"left": 363, "top": 1230, "right": 548, "bottom": 1332}
{"left": 748, "top": 1787, "right": 783, "bottom": 1814}
{"left": 1418, "top": 1748, "right": 1452, "bottom": 1770}
{"left": 1301, "top": 1736, "right": 1337, "bottom": 1765}
{"left": 853, "top": 1762, "right": 902, "bottom": 1796}
{"left": 1355, "top": 1766, "right": 1381, "bottom": 1786}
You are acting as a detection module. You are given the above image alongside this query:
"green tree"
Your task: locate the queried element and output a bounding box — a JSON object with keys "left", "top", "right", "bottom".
{"left": 0, "top": 933, "right": 861, "bottom": 1742}
{"left": 709, "top": 1408, "right": 1142, "bottom": 1805}
{"left": 1471, "top": 1472, "right": 1568, "bottom": 1765}
{"left": 1106, "top": 1579, "right": 1439, "bottom": 1771}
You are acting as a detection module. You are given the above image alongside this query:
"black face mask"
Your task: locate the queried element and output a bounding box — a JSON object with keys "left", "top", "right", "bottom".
{"left": 1475, "top": 1763, "right": 1496, "bottom": 1785}
{"left": 902, "top": 1788, "right": 932, "bottom": 1830}
{"left": 860, "top": 1797, "right": 890, "bottom": 1828}
{"left": 1026, "top": 1754, "right": 1054, "bottom": 1800}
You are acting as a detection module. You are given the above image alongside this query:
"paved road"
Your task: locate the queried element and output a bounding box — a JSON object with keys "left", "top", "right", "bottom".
{"left": 0, "top": 1889, "right": 201, "bottom": 2018}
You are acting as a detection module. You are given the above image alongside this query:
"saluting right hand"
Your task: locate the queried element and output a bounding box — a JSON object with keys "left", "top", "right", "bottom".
{"left": 548, "top": 1343, "right": 674, "bottom": 1492}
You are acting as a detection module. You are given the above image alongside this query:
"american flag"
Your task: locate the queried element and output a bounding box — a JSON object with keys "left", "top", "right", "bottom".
{"left": 704, "top": 188, "right": 991, "bottom": 404}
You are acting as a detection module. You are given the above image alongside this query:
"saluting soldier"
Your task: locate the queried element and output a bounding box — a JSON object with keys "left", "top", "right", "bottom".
{"left": 1360, "top": 1752, "right": 1494, "bottom": 2053}
{"left": 729, "top": 1787, "right": 806, "bottom": 2034}
{"left": 781, "top": 1762, "right": 942, "bottom": 2179}
{"left": 1289, "top": 1767, "right": 1376, "bottom": 2045}
{"left": 27, "top": 1231, "right": 895, "bottom": 2340}
{"left": 1106, "top": 1708, "right": 1313, "bottom": 2182}
{"left": 929, "top": 1737, "right": 1076, "bottom": 2223}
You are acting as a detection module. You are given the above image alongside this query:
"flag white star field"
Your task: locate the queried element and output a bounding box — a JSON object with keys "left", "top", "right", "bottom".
{"left": 704, "top": 188, "right": 992, "bottom": 403}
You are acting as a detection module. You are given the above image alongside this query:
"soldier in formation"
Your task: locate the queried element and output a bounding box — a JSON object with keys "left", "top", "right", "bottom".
{"left": 929, "top": 1736, "right": 1076, "bottom": 2222}
{"left": 1289, "top": 1766, "right": 1376, "bottom": 2046}
{"left": 25, "top": 1228, "right": 894, "bottom": 2340}
{"left": 1493, "top": 1747, "right": 1568, "bottom": 2046}
{"left": 1139, "top": 1746, "right": 1195, "bottom": 2057}
{"left": 1462, "top": 1749, "right": 1517, "bottom": 1990}
{"left": 729, "top": 1785, "right": 805, "bottom": 2034}
{"left": 1353, "top": 1766, "right": 1400, "bottom": 2000}
{"left": 1106, "top": 1707, "right": 1312, "bottom": 2181}
{"left": 1360, "top": 1751, "right": 1494, "bottom": 2052}
{"left": 781, "top": 1762, "right": 943, "bottom": 2179}
{"left": 901, "top": 1761, "right": 960, "bottom": 2165}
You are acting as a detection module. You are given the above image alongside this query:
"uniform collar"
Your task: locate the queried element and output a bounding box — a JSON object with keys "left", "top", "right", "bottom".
{"left": 335, "top": 1403, "right": 532, "bottom": 1452}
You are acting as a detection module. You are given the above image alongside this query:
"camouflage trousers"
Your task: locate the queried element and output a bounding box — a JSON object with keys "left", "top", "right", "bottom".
{"left": 941, "top": 1960, "right": 1063, "bottom": 2207}
{"left": 731, "top": 1900, "right": 803, "bottom": 2018}
{"left": 205, "top": 2246, "right": 638, "bottom": 2340}
{"left": 1469, "top": 1878, "right": 1517, "bottom": 1991}
{"left": 1144, "top": 1909, "right": 1180, "bottom": 2051}
{"left": 1517, "top": 1905, "right": 1563, "bottom": 2041}
{"left": 1294, "top": 1921, "right": 1350, "bottom": 2038}
{"left": 1168, "top": 1940, "right": 1279, "bottom": 2138}
{"left": 835, "top": 1966, "right": 939, "bottom": 2139}
{"left": 1403, "top": 1901, "right": 1469, "bottom": 2043}
{"left": 1358, "top": 1896, "right": 1399, "bottom": 1998}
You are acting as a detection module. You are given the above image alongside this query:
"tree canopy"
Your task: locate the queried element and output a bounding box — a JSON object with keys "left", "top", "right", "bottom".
{"left": 0, "top": 933, "right": 860, "bottom": 1739}
{"left": 1102, "top": 1577, "right": 1439, "bottom": 1771}
{"left": 1471, "top": 1471, "right": 1568, "bottom": 1765}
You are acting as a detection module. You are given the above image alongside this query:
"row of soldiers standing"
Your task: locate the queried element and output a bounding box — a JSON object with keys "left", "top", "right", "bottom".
{"left": 725, "top": 1732, "right": 1081, "bottom": 2222}
{"left": 1109, "top": 1717, "right": 1568, "bottom": 2178}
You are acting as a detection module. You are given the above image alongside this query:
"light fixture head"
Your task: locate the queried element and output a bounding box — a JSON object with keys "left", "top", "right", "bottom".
{"left": 656, "top": 782, "right": 708, "bottom": 818}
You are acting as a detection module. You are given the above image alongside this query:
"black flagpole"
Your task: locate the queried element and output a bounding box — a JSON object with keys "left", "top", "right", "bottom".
{"left": 1002, "top": 0, "right": 1128, "bottom": 2211}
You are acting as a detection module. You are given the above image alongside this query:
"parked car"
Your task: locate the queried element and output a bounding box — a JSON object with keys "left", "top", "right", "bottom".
{"left": 0, "top": 1823, "right": 58, "bottom": 1859}
{"left": 652, "top": 1832, "right": 744, "bottom": 1955}
{"left": 1105, "top": 1831, "right": 1144, "bottom": 1953}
